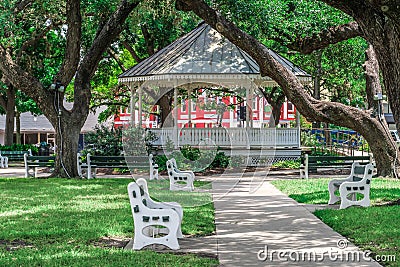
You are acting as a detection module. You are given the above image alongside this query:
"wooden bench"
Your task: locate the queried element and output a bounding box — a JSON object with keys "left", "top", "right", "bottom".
{"left": 77, "top": 153, "right": 158, "bottom": 179}
{"left": 24, "top": 154, "right": 55, "bottom": 178}
{"left": 300, "top": 154, "right": 372, "bottom": 179}
{"left": 1, "top": 149, "right": 32, "bottom": 168}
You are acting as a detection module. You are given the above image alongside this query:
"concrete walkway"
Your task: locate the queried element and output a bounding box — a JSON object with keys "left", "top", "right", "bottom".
{"left": 211, "top": 177, "right": 381, "bottom": 266}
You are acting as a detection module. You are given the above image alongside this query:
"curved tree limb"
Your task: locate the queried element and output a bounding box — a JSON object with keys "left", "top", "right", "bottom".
{"left": 286, "top": 22, "right": 363, "bottom": 54}
{"left": 0, "top": 45, "right": 53, "bottom": 118}
{"left": 17, "top": 22, "right": 56, "bottom": 60}
{"left": 56, "top": 0, "right": 82, "bottom": 85}
{"left": 122, "top": 40, "right": 143, "bottom": 63}
{"left": 72, "top": 0, "right": 141, "bottom": 119}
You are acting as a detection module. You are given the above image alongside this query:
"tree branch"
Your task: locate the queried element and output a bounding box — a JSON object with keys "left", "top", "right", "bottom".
{"left": 73, "top": 0, "right": 141, "bottom": 117}
{"left": 56, "top": 0, "right": 82, "bottom": 85}
{"left": 17, "top": 23, "right": 56, "bottom": 60}
{"left": 285, "top": 22, "right": 363, "bottom": 54}
{"left": 122, "top": 40, "right": 142, "bottom": 63}
{"left": 108, "top": 47, "right": 127, "bottom": 71}
{"left": 175, "top": 0, "right": 399, "bottom": 176}
{"left": 364, "top": 44, "right": 382, "bottom": 110}
{"left": 0, "top": 45, "right": 53, "bottom": 116}
{"left": 141, "top": 24, "right": 155, "bottom": 56}
{"left": 14, "top": 0, "right": 34, "bottom": 13}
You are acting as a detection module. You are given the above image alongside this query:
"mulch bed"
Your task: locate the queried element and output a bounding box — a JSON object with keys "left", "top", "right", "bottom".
{"left": 0, "top": 240, "right": 34, "bottom": 251}
{"left": 90, "top": 237, "right": 130, "bottom": 249}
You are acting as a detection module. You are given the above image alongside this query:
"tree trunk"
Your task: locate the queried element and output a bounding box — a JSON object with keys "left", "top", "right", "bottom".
{"left": 4, "top": 87, "right": 16, "bottom": 146}
{"left": 269, "top": 103, "right": 282, "bottom": 128}
{"left": 50, "top": 113, "right": 84, "bottom": 177}
{"left": 16, "top": 111, "right": 21, "bottom": 144}
{"left": 157, "top": 93, "right": 173, "bottom": 127}
{"left": 312, "top": 50, "right": 322, "bottom": 129}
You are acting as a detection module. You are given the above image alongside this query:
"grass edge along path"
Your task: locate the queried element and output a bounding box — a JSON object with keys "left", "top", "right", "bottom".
{"left": 272, "top": 178, "right": 400, "bottom": 267}
{"left": 0, "top": 178, "right": 218, "bottom": 267}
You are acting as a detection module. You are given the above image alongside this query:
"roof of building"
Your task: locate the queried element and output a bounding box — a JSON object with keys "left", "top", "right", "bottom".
{"left": 0, "top": 103, "right": 108, "bottom": 133}
{"left": 118, "top": 21, "right": 311, "bottom": 87}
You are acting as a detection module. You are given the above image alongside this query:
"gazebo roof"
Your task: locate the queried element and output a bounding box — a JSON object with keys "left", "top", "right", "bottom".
{"left": 118, "top": 22, "right": 311, "bottom": 87}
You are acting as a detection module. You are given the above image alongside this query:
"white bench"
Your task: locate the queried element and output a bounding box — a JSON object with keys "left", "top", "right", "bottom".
{"left": 170, "top": 158, "right": 195, "bottom": 180}
{"left": 166, "top": 159, "right": 194, "bottom": 191}
{"left": 127, "top": 179, "right": 182, "bottom": 250}
{"left": 136, "top": 178, "right": 183, "bottom": 238}
{"left": 328, "top": 162, "right": 374, "bottom": 209}
{"left": 148, "top": 154, "right": 159, "bottom": 180}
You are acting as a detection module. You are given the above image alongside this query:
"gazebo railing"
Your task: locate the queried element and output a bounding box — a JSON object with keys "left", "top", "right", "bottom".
{"left": 149, "top": 127, "right": 300, "bottom": 148}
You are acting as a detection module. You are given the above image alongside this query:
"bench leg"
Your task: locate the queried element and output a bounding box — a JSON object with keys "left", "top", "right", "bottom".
{"left": 328, "top": 182, "right": 340, "bottom": 205}
{"left": 25, "top": 166, "right": 36, "bottom": 178}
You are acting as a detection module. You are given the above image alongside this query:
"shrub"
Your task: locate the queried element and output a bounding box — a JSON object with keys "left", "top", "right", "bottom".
{"left": 272, "top": 159, "right": 301, "bottom": 169}
{"left": 0, "top": 144, "right": 38, "bottom": 154}
{"left": 81, "top": 125, "right": 123, "bottom": 156}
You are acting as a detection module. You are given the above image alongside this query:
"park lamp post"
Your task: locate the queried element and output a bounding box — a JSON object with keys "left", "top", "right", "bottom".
{"left": 373, "top": 93, "right": 386, "bottom": 120}
{"left": 49, "top": 81, "right": 65, "bottom": 93}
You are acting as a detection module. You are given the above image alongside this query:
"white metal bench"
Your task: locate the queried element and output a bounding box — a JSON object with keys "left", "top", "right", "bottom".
{"left": 328, "top": 162, "right": 374, "bottom": 209}
{"left": 170, "top": 158, "right": 195, "bottom": 180}
{"left": 148, "top": 154, "right": 159, "bottom": 180}
{"left": 166, "top": 159, "right": 194, "bottom": 191}
{"left": 127, "top": 180, "right": 181, "bottom": 250}
{"left": 136, "top": 178, "right": 183, "bottom": 238}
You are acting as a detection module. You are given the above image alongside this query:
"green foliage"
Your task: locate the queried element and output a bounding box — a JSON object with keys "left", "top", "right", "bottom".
{"left": 180, "top": 144, "right": 201, "bottom": 161}
{"left": 301, "top": 131, "right": 321, "bottom": 147}
{"left": 0, "top": 178, "right": 217, "bottom": 266}
{"left": 0, "top": 144, "right": 38, "bottom": 154}
{"left": 123, "top": 126, "right": 158, "bottom": 156}
{"left": 272, "top": 159, "right": 301, "bottom": 169}
{"left": 210, "top": 152, "right": 230, "bottom": 168}
{"left": 81, "top": 125, "right": 123, "bottom": 156}
{"left": 156, "top": 148, "right": 231, "bottom": 172}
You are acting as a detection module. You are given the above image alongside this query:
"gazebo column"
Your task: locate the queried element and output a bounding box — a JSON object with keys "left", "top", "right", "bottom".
{"left": 138, "top": 83, "right": 143, "bottom": 128}
{"left": 250, "top": 85, "right": 254, "bottom": 128}
{"left": 260, "top": 97, "right": 264, "bottom": 127}
{"left": 296, "top": 109, "right": 301, "bottom": 148}
{"left": 130, "top": 83, "right": 136, "bottom": 126}
{"left": 187, "top": 87, "right": 192, "bottom": 127}
{"left": 173, "top": 86, "right": 179, "bottom": 149}
{"left": 245, "top": 86, "right": 250, "bottom": 129}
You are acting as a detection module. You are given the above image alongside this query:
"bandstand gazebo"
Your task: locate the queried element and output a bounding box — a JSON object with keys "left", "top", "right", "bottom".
{"left": 118, "top": 21, "right": 311, "bottom": 165}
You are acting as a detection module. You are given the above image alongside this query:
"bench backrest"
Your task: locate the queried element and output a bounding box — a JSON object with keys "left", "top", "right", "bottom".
{"left": 89, "top": 155, "right": 127, "bottom": 166}
{"left": 1, "top": 149, "right": 32, "bottom": 159}
{"left": 350, "top": 162, "right": 374, "bottom": 182}
{"left": 24, "top": 154, "right": 55, "bottom": 167}
{"left": 86, "top": 154, "right": 151, "bottom": 168}
{"left": 308, "top": 155, "right": 371, "bottom": 163}
{"left": 127, "top": 181, "right": 149, "bottom": 215}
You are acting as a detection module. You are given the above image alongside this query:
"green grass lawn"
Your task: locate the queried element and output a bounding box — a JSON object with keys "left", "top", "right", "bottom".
{"left": 0, "top": 178, "right": 217, "bottom": 267}
{"left": 272, "top": 178, "right": 400, "bottom": 267}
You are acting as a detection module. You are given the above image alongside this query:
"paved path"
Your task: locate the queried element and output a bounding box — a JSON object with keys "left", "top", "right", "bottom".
{"left": 211, "top": 176, "right": 381, "bottom": 266}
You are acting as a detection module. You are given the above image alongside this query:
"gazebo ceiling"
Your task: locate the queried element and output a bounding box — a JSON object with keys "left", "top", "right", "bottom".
{"left": 118, "top": 21, "right": 311, "bottom": 87}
